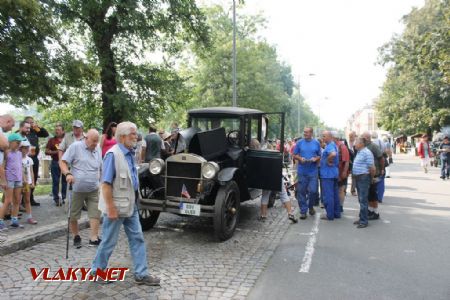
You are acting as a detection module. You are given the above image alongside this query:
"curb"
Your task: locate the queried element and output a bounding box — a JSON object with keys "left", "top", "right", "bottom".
{"left": 0, "top": 217, "right": 90, "bottom": 256}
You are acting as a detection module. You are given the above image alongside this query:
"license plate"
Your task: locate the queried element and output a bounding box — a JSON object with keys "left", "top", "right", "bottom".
{"left": 179, "top": 203, "right": 201, "bottom": 216}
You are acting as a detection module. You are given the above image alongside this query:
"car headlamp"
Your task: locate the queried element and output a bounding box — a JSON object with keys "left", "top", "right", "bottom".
{"left": 202, "top": 162, "right": 219, "bottom": 179}
{"left": 149, "top": 159, "right": 165, "bottom": 175}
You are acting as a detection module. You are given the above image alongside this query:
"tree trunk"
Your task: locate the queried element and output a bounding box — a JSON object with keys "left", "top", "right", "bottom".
{"left": 92, "top": 23, "right": 121, "bottom": 130}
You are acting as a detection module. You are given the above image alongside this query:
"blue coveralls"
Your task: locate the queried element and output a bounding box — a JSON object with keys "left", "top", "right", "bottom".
{"left": 320, "top": 141, "right": 340, "bottom": 220}
{"left": 293, "top": 139, "right": 321, "bottom": 214}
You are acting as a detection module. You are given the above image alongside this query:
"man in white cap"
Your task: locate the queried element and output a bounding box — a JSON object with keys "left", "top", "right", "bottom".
{"left": 58, "top": 120, "right": 86, "bottom": 159}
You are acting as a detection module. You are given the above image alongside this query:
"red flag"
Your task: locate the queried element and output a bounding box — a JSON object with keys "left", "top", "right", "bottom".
{"left": 181, "top": 184, "right": 191, "bottom": 199}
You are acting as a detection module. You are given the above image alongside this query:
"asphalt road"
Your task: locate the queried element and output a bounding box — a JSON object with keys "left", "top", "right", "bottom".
{"left": 248, "top": 154, "right": 450, "bottom": 300}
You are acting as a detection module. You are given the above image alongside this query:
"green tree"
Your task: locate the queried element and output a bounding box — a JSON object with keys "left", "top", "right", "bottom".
{"left": 48, "top": 0, "right": 209, "bottom": 128}
{"left": 186, "top": 6, "right": 291, "bottom": 111}
{"left": 285, "top": 89, "right": 321, "bottom": 138}
{"left": 377, "top": 0, "right": 450, "bottom": 134}
{"left": 1, "top": 0, "right": 209, "bottom": 128}
{"left": 165, "top": 5, "right": 320, "bottom": 137}
{"left": 1, "top": 0, "right": 60, "bottom": 104}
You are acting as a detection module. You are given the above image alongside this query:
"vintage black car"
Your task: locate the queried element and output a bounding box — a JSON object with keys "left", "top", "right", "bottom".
{"left": 138, "top": 107, "right": 285, "bottom": 241}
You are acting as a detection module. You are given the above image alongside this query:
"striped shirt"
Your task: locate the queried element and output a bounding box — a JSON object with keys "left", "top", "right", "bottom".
{"left": 352, "top": 147, "right": 374, "bottom": 175}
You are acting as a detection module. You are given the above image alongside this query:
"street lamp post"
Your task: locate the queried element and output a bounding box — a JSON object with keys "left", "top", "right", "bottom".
{"left": 297, "top": 73, "right": 316, "bottom": 136}
{"left": 232, "top": 0, "right": 237, "bottom": 107}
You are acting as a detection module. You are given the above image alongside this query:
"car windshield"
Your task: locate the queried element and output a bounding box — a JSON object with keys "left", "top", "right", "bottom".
{"left": 191, "top": 117, "right": 241, "bottom": 134}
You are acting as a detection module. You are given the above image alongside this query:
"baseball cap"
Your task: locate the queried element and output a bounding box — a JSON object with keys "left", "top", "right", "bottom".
{"left": 160, "top": 132, "right": 171, "bottom": 140}
{"left": 72, "top": 120, "right": 84, "bottom": 128}
{"left": 20, "top": 140, "right": 31, "bottom": 147}
{"left": 8, "top": 133, "right": 26, "bottom": 143}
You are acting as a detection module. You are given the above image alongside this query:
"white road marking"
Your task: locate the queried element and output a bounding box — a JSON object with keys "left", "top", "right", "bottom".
{"left": 404, "top": 249, "right": 416, "bottom": 253}
{"left": 299, "top": 212, "right": 321, "bottom": 273}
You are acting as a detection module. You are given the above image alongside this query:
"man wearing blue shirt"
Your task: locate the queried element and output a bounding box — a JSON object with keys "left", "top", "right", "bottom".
{"left": 91, "top": 121, "right": 160, "bottom": 286}
{"left": 352, "top": 137, "right": 375, "bottom": 228}
{"left": 320, "top": 131, "right": 340, "bottom": 220}
{"left": 293, "top": 127, "right": 321, "bottom": 219}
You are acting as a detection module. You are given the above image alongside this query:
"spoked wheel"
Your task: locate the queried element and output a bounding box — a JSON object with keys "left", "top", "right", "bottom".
{"left": 213, "top": 181, "right": 240, "bottom": 241}
{"left": 138, "top": 208, "right": 160, "bottom": 231}
{"left": 138, "top": 185, "right": 160, "bottom": 231}
{"left": 140, "top": 185, "right": 152, "bottom": 198}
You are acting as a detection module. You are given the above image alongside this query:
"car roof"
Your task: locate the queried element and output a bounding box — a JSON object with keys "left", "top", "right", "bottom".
{"left": 188, "top": 106, "right": 264, "bottom": 117}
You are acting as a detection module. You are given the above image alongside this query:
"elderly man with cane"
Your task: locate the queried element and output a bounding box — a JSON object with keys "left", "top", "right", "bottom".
{"left": 91, "top": 121, "right": 160, "bottom": 286}
{"left": 60, "top": 129, "right": 102, "bottom": 248}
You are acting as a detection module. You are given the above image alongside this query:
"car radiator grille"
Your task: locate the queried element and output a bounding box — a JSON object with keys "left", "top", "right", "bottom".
{"left": 166, "top": 161, "right": 201, "bottom": 198}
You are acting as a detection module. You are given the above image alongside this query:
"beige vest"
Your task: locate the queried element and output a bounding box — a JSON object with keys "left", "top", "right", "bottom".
{"left": 98, "top": 144, "right": 137, "bottom": 217}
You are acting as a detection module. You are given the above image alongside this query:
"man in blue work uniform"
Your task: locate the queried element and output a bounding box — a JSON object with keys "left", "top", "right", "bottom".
{"left": 320, "top": 131, "right": 340, "bottom": 220}
{"left": 293, "top": 127, "right": 321, "bottom": 220}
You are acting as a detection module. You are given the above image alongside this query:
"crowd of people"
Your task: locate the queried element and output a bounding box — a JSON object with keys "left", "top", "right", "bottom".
{"left": 1, "top": 112, "right": 448, "bottom": 284}
{"left": 417, "top": 134, "right": 450, "bottom": 179}
{"left": 0, "top": 115, "right": 181, "bottom": 230}
{"left": 272, "top": 128, "right": 393, "bottom": 228}
{"left": 0, "top": 115, "right": 161, "bottom": 286}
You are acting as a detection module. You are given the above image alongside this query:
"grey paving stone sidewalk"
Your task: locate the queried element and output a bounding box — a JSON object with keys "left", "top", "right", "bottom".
{"left": 0, "top": 195, "right": 88, "bottom": 256}
{"left": 0, "top": 196, "right": 298, "bottom": 299}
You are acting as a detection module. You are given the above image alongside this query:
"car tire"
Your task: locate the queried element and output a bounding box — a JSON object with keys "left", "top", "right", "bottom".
{"left": 213, "top": 181, "right": 240, "bottom": 241}
{"left": 139, "top": 208, "right": 160, "bottom": 231}
{"left": 138, "top": 185, "right": 160, "bottom": 231}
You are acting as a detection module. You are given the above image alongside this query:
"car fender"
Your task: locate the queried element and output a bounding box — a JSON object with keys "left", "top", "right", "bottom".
{"left": 218, "top": 167, "right": 250, "bottom": 201}
{"left": 218, "top": 167, "right": 239, "bottom": 184}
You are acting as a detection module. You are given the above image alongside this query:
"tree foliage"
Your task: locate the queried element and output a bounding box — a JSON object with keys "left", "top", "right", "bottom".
{"left": 1, "top": 0, "right": 209, "bottom": 128}
{"left": 376, "top": 0, "right": 450, "bottom": 134}
{"left": 163, "top": 5, "right": 319, "bottom": 137}
{"left": 48, "top": 0, "right": 210, "bottom": 128}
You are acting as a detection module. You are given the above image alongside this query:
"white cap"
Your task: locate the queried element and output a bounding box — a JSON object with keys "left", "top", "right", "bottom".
{"left": 72, "top": 120, "right": 84, "bottom": 128}
{"left": 20, "top": 140, "right": 31, "bottom": 147}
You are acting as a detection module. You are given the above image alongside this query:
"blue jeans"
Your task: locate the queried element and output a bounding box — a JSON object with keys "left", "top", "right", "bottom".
{"left": 51, "top": 160, "right": 66, "bottom": 202}
{"left": 355, "top": 174, "right": 371, "bottom": 225}
{"left": 441, "top": 158, "right": 449, "bottom": 177}
{"left": 376, "top": 175, "right": 385, "bottom": 203}
{"left": 92, "top": 205, "right": 149, "bottom": 278}
{"left": 297, "top": 174, "right": 318, "bottom": 214}
{"left": 321, "top": 178, "right": 340, "bottom": 220}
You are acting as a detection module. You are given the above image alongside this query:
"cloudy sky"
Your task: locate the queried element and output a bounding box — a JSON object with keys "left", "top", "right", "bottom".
{"left": 2, "top": 0, "right": 425, "bottom": 129}
{"left": 238, "top": 0, "right": 425, "bottom": 128}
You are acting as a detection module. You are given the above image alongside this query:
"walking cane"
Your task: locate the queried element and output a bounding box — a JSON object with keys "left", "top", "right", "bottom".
{"left": 66, "top": 184, "right": 73, "bottom": 259}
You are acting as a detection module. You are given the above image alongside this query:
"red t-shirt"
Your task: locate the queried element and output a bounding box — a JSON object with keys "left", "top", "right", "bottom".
{"left": 336, "top": 141, "right": 350, "bottom": 176}
{"left": 46, "top": 137, "right": 63, "bottom": 161}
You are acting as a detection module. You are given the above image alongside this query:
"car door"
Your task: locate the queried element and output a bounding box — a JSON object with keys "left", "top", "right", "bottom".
{"left": 244, "top": 113, "right": 285, "bottom": 192}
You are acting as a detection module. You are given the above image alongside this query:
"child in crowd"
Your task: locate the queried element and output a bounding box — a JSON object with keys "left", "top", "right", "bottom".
{"left": 21, "top": 140, "right": 38, "bottom": 224}
{"left": 0, "top": 133, "right": 25, "bottom": 230}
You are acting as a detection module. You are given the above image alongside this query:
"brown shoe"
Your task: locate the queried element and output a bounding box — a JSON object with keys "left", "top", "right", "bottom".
{"left": 134, "top": 275, "right": 161, "bottom": 286}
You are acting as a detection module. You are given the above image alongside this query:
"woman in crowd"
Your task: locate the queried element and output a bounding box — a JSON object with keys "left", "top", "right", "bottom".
{"left": 100, "top": 122, "right": 117, "bottom": 157}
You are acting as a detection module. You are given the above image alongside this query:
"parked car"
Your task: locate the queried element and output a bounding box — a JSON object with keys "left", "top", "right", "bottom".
{"left": 138, "top": 107, "right": 286, "bottom": 241}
